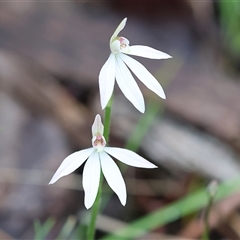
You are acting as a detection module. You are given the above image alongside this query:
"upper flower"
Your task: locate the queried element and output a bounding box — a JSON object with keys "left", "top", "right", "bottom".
{"left": 99, "top": 18, "right": 172, "bottom": 113}
{"left": 49, "top": 114, "right": 157, "bottom": 209}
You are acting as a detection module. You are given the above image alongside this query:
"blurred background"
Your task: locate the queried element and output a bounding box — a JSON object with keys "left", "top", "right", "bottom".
{"left": 1, "top": 1, "right": 240, "bottom": 239}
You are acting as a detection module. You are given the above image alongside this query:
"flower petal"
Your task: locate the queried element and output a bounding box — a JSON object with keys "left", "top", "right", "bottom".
{"left": 104, "top": 147, "right": 157, "bottom": 168}
{"left": 115, "top": 54, "right": 145, "bottom": 113}
{"left": 49, "top": 148, "right": 95, "bottom": 184}
{"left": 92, "top": 114, "right": 104, "bottom": 137}
{"left": 99, "top": 53, "right": 116, "bottom": 109}
{"left": 110, "top": 18, "right": 127, "bottom": 44}
{"left": 100, "top": 151, "right": 126, "bottom": 206}
{"left": 82, "top": 151, "right": 101, "bottom": 209}
{"left": 128, "top": 45, "right": 172, "bottom": 59}
{"left": 120, "top": 54, "right": 166, "bottom": 99}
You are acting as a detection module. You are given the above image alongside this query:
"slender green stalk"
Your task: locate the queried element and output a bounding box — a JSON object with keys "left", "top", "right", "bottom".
{"left": 86, "top": 96, "right": 113, "bottom": 240}
{"left": 87, "top": 174, "right": 103, "bottom": 240}
{"left": 103, "top": 96, "right": 113, "bottom": 142}
{"left": 202, "top": 196, "right": 213, "bottom": 240}
{"left": 202, "top": 181, "right": 218, "bottom": 240}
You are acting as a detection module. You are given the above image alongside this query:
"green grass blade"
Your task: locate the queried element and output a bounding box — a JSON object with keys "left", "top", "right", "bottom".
{"left": 34, "top": 217, "right": 55, "bottom": 240}
{"left": 101, "top": 177, "right": 240, "bottom": 240}
{"left": 125, "top": 100, "right": 162, "bottom": 152}
{"left": 56, "top": 216, "right": 77, "bottom": 239}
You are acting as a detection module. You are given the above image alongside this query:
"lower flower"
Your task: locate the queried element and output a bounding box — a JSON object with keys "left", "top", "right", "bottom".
{"left": 49, "top": 114, "right": 157, "bottom": 209}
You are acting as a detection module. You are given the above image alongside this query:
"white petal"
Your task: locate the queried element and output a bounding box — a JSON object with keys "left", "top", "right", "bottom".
{"left": 110, "top": 18, "right": 127, "bottom": 44}
{"left": 115, "top": 54, "right": 145, "bottom": 113}
{"left": 120, "top": 54, "right": 166, "bottom": 99}
{"left": 99, "top": 54, "right": 116, "bottom": 109}
{"left": 100, "top": 151, "right": 126, "bottom": 206}
{"left": 82, "top": 151, "right": 101, "bottom": 209}
{"left": 92, "top": 114, "right": 104, "bottom": 137}
{"left": 104, "top": 147, "right": 157, "bottom": 169}
{"left": 128, "top": 45, "right": 172, "bottom": 59}
{"left": 49, "top": 148, "right": 95, "bottom": 184}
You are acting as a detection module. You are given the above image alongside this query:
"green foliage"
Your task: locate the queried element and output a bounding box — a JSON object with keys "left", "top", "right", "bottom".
{"left": 56, "top": 216, "right": 77, "bottom": 239}
{"left": 219, "top": 1, "right": 240, "bottom": 56}
{"left": 34, "top": 218, "right": 55, "bottom": 240}
{"left": 101, "top": 176, "right": 240, "bottom": 240}
{"left": 34, "top": 216, "right": 77, "bottom": 240}
{"left": 125, "top": 100, "right": 163, "bottom": 152}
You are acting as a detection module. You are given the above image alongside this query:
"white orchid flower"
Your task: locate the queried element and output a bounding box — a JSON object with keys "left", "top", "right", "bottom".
{"left": 99, "top": 18, "right": 172, "bottom": 113}
{"left": 49, "top": 114, "right": 157, "bottom": 209}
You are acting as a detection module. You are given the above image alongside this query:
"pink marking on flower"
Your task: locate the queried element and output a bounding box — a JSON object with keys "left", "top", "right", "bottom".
{"left": 93, "top": 134, "right": 106, "bottom": 147}
{"left": 118, "top": 37, "right": 129, "bottom": 50}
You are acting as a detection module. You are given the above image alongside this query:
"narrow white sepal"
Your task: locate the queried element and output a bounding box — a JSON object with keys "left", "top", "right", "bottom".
{"left": 92, "top": 114, "right": 104, "bottom": 137}
{"left": 99, "top": 54, "right": 116, "bottom": 109}
{"left": 104, "top": 147, "right": 158, "bottom": 169}
{"left": 82, "top": 151, "right": 101, "bottom": 209}
{"left": 110, "top": 18, "right": 127, "bottom": 44}
{"left": 115, "top": 54, "right": 145, "bottom": 113}
{"left": 100, "top": 151, "right": 127, "bottom": 206}
{"left": 49, "top": 148, "right": 95, "bottom": 184}
{"left": 128, "top": 45, "right": 172, "bottom": 59}
{"left": 120, "top": 54, "right": 166, "bottom": 99}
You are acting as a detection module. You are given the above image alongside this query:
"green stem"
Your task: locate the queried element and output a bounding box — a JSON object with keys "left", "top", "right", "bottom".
{"left": 103, "top": 96, "right": 113, "bottom": 142}
{"left": 202, "top": 181, "right": 218, "bottom": 240}
{"left": 202, "top": 196, "right": 213, "bottom": 240}
{"left": 87, "top": 174, "right": 103, "bottom": 240}
{"left": 86, "top": 96, "right": 113, "bottom": 240}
